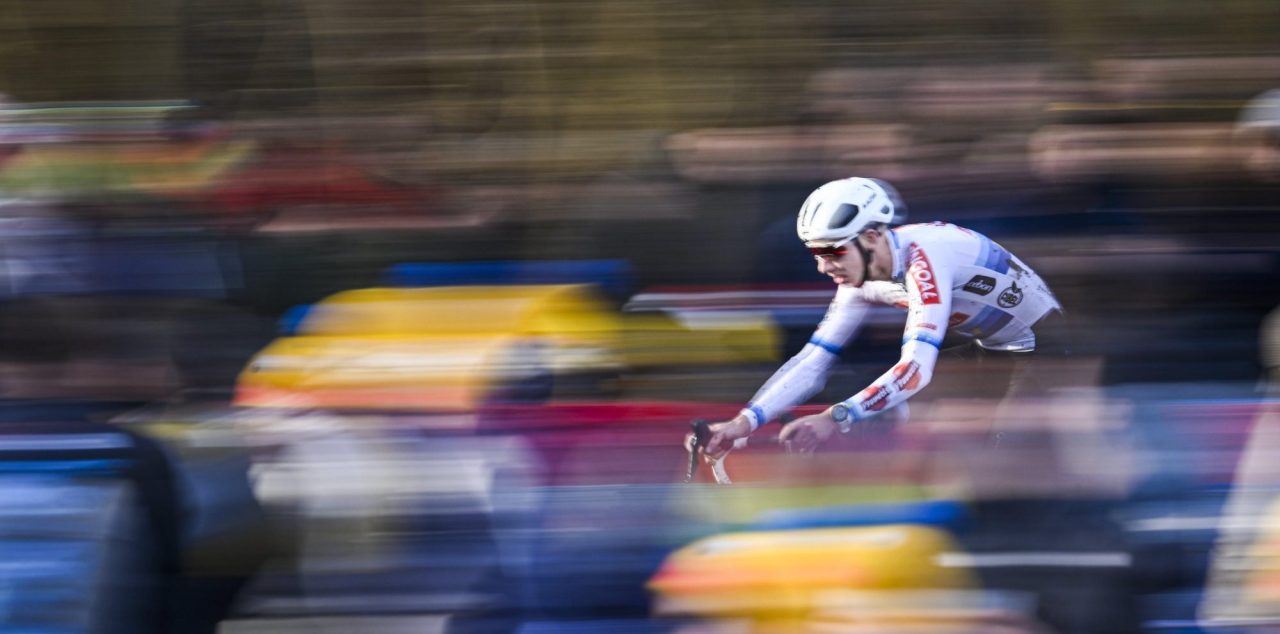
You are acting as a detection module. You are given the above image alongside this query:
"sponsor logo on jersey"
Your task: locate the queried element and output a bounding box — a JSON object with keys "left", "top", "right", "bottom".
{"left": 963, "top": 275, "right": 996, "bottom": 296}
{"left": 906, "top": 243, "right": 940, "bottom": 305}
{"left": 997, "top": 281, "right": 1023, "bottom": 308}
{"left": 948, "top": 312, "right": 969, "bottom": 327}
{"left": 857, "top": 385, "right": 890, "bottom": 412}
{"left": 918, "top": 323, "right": 938, "bottom": 331}
{"left": 891, "top": 361, "right": 922, "bottom": 391}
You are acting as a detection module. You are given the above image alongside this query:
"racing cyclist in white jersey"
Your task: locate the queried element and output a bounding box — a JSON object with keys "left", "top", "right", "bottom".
{"left": 703, "top": 177, "right": 1066, "bottom": 455}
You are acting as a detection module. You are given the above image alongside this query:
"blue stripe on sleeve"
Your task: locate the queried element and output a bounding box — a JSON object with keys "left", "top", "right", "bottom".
{"left": 901, "top": 332, "right": 943, "bottom": 348}
{"left": 842, "top": 400, "right": 864, "bottom": 422}
{"left": 748, "top": 405, "right": 767, "bottom": 427}
{"left": 808, "top": 336, "right": 842, "bottom": 354}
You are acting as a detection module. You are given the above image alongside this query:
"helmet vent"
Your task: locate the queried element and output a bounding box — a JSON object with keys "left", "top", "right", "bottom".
{"left": 828, "top": 203, "right": 859, "bottom": 229}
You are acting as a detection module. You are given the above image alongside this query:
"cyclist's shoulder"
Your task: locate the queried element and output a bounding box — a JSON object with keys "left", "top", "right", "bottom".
{"left": 895, "top": 222, "right": 984, "bottom": 268}
{"left": 896, "top": 221, "right": 983, "bottom": 242}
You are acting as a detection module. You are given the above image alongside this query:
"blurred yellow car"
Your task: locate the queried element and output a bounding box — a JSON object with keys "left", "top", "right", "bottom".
{"left": 235, "top": 284, "right": 778, "bottom": 411}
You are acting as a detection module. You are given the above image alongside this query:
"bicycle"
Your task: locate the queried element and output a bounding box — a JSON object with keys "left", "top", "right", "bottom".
{"left": 665, "top": 416, "right": 1139, "bottom": 634}
{"left": 683, "top": 418, "right": 791, "bottom": 484}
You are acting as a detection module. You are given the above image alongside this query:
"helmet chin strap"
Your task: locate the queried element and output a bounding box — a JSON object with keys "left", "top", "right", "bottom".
{"left": 852, "top": 236, "right": 873, "bottom": 284}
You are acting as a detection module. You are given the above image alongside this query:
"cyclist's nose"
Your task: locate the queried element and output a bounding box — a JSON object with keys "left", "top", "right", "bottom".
{"left": 816, "top": 257, "right": 836, "bottom": 275}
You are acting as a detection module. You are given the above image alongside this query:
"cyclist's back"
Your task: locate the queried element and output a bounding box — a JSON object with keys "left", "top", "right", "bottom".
{"left": 887, "top": 221, "right": 1060, "bottom": 352}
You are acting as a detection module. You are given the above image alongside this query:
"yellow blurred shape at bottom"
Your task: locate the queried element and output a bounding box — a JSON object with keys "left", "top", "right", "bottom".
{"left": 649, "top": 525, "right": 976, "bottom": 618}
{"left": 1242, "top": 496, "right": 1280, "bottom": 606}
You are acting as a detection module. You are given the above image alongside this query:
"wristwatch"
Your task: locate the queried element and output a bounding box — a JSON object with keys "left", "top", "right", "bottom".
{"left": 830, "top": 403, "right": 853, "bottom": 434}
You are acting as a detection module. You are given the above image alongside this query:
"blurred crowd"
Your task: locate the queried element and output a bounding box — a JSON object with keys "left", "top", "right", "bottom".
{"left": 1, "top": 1, "right": 1280, "bottom": 633}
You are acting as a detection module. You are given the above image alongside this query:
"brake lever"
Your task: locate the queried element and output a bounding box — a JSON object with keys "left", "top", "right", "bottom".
{"left": 685, "top": 414, "right": 795, "bottom": 484}
{"left": 683, "top": 419, "right": 712, "bottom": 483}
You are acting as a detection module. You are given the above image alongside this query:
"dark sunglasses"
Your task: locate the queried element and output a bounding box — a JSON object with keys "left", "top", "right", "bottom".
{"left": 807, "top": 243, "right": 850, "bottom": 259}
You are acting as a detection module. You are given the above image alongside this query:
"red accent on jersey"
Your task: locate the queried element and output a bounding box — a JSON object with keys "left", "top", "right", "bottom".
{"left": 948, "top": 312, "right": 969, "bottom": 327}
{"left": 858, "top": 386, "right": 890, "bottom": 412}
{"left": 891, "top": 361, "right": 922, "bottom": 392}
{"left": 907, "top": 243, "right": 941, "bottom": 305}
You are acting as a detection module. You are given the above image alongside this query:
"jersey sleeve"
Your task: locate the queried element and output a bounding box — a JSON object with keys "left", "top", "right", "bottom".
{"left": 845, "top": 240, "right": 952, "bottom": 421}
{"left": 859, "top": 280, "right": 910, "bottom": 309}
{"left": 738, "top": 286, "right": 869, "bottom": 430}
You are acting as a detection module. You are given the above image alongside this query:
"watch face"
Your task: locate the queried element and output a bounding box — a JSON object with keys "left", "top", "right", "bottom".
{"left": 831, "top": 404, "right": 849, "bottom": 422}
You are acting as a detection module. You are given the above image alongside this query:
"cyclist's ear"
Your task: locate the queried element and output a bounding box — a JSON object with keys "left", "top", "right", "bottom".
{"left": 856, "top": 227, "right": 889, "bottom": 253}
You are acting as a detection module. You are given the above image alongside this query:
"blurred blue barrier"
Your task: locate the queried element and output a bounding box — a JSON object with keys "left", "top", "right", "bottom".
{"left": 755, "top": 500, "right": 968, "bottom": 532}
{"left": 0, "top": 477, "right": 155, "bottom": 633}
{"left": 277, "top": 303, "right": 314, "bottom": 336}
{"left": 516, "top": 620, "right": 684, "bottom": 633}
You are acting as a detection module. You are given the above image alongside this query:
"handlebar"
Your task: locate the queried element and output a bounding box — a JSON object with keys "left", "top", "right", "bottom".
{"left": 684, "top": 417, "right": 788, "bottom": 484}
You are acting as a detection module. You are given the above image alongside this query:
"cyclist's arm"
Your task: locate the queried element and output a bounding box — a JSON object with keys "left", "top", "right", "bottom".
{"left": 737, "top": 286, "right": 874, "bottom": 431}
{"left": 844, "top": 242, "right": 952, "bottom": 421}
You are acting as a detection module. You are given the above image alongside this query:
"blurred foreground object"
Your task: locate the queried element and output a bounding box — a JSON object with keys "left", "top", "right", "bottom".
{"left": 0, "top": 418, "right": 186, "bottom": 634}
{"left": 1200, "top": 306, "right": 1280, "bottom": 627}
{"left": 235, "top": 282, "right": 778, "bottom": 412}
{"left": 649, "top": 502, "right": 1050, "bottom": 634}
{"left": 1198, "top": 88, "right": 1280, "bottom": 626}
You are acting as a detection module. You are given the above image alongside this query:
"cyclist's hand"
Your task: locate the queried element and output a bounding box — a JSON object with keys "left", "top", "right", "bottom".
{"left": 778, "top": 411, "right": 838, "bottom": 453}
{"left": 702, "top": 416, "right": 753, "bottom": 459}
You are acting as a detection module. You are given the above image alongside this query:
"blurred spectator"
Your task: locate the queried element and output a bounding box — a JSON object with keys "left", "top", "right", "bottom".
{"left": 0, "top": 96, "right": 90, "bottom": 297}
{"left": 1199, "top": 87, "right": 1280, "bottom": 626}
{"left": 1237, "top": 88, "right": 1280, "bottom": 181}
{"left": 1200, "top": 306, "right": 1280, "bottom": 626}
{"left": 176, "top": 0, "right": 316, "bottom": 121}
{"left": 0, "top": 198, "right": 93, "bottom": 297}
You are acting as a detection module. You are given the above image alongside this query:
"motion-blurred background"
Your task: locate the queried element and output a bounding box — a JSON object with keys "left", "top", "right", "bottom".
{"left": 1, "top": 1, "right": 1279, "bottom": 633}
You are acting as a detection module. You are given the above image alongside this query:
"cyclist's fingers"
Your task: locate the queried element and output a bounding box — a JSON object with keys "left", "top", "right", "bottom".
{"left": 704, "top": 429, "right": 732, "bottom": 457}
{"left": 702, "top": 434, "right": 717, "bottom": 456}
{"left": 782, "top": 424, "right": 816, "bottom": 453}
{"left": 701, "top": 438, "right": 732, "bottom": 458}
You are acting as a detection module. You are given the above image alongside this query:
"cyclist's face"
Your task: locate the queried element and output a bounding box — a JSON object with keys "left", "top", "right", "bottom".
{"left": 814, "top": 244, "right": 863, "bottom": 287}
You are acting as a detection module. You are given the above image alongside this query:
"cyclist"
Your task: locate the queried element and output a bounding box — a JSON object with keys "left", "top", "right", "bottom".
{"left": 703, "top": 177, "right": 1067, "bottom": 455}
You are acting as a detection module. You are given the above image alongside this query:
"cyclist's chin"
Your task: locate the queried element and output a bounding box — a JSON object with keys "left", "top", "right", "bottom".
{"left": 831, "top": 275, "right": 856, "bottom": 286}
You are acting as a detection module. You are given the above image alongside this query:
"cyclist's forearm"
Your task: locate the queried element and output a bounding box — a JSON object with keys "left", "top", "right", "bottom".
{"left": 844, "top": 340, "right": 938, "bottom": 421}
{"left": 740, "top": 343, "right": 837, "bottom": 430}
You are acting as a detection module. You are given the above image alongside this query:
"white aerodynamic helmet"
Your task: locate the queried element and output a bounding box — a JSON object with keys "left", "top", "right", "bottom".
{"left": 795, "top": 177, "right": 907, "bottom": 244}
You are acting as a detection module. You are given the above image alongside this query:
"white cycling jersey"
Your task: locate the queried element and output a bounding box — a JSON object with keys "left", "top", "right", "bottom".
{"left": 740, "top": 222, "right": 1061, "bottom": 428}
